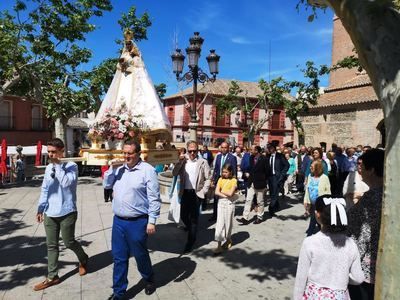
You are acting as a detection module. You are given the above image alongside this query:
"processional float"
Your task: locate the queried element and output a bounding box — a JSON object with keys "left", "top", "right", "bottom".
{"left": 80, "top": 30, "right": 178, "bottom": 166}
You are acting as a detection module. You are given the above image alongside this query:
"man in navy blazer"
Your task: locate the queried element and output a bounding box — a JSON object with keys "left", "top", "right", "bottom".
{"left": 210, "top": 142, "right": 237, "bottom": 221}
{"left": 267, "top": 144, "right": 289, "bottom": 216}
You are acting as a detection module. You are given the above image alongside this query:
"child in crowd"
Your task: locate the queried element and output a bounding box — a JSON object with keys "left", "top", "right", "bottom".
{"left": 15, "top": 154, "right": 25, "bottom": 183}
{"left": 294, "top": 195, "right": 364, "bottom": 299}
{"left": 213, "top": 163, "right": 237, "bottom": 254}
{"left": 101, "top": 164, "right": 113, "bottom": 202}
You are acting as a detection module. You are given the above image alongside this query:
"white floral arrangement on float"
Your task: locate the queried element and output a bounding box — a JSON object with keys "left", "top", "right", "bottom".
{"left": 89, "top": 103, "right": 149, "bottom": 141}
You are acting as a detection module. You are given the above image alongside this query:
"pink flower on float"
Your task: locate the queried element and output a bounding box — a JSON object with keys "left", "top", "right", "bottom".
{"left": 124, "top": 121, "right": 130, "bottom": 126}
{"left": 117, "top": 133, "right": 124, "bottom": 139}
{"left": 128, "top": 131, "right": 135, "bottom": 137}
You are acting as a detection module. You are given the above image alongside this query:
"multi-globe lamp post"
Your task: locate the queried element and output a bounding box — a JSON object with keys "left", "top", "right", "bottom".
{"left": 171, "top": 32, "right": 220, "bottom": 142}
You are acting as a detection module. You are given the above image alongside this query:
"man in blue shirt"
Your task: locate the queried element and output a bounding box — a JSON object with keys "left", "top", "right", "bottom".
{"left": 103, "top": 139, "right": 161, "bottom": 300}
{"left": 34, "top": 138, "right": 88, "bottom": 291}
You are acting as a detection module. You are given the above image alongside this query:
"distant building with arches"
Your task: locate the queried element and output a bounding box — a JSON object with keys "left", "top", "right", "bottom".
{"left": 299, "top": 16, "right": 384, "bottom": 148}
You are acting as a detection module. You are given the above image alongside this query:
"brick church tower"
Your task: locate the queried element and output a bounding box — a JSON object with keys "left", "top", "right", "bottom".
{"left": 299, "top": 16, "right": 384, "bottom": 148}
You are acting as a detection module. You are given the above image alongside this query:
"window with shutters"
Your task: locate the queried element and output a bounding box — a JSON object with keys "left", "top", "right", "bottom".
{"left": 0, "top": 101, "right": 12, "bottom": 129}
{"left": 32, "top": 105, "right": 43, "bottom": 130}
{"left": 271, "top": 111, "right": 281, "bottom": 129}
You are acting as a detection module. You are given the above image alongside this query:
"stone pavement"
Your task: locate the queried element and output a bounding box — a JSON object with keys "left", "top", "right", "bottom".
{"left": 0, "top": 177, "right": 309, "bottom": 300}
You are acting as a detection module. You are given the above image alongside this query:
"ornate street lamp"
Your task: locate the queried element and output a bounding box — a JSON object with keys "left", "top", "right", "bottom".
{"left": 171, "top": 32, "right": 220, "bottom": 142}
{"left": 246, "top": 113, "right": 254, "bottom": 147}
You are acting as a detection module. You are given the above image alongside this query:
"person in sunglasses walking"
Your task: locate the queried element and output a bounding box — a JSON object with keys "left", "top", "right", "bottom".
{"left": 34, "top": 138, "right": 88, "bottom": 291}
{"left": 172, "top": 140, "right": 211, "bottom": 253}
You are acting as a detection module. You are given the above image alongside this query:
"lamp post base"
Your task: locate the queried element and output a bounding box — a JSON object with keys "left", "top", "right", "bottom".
{"left": 188, "top": 121, "right": 198, "bottom": 142}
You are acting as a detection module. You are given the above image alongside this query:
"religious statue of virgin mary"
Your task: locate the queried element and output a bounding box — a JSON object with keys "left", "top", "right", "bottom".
{"left": 94, "top": 29, "right": 172, "bottom": 142}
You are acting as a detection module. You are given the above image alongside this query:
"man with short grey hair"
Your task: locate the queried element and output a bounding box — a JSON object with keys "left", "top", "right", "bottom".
{"left": 173, "top": 141, "right": 211, "bottom": 253}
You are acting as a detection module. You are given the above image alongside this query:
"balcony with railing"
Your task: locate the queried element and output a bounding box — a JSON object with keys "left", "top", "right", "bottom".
{"left": 0, "top": 116, "right": 15, "bottom": 130}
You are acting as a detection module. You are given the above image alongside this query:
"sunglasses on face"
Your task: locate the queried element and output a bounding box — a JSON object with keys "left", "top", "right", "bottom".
{"left": 188, "top": 150, "right": 198, "bottom": 154}
{"left": 50, "top": 167, "right": 55, "bottom": 179}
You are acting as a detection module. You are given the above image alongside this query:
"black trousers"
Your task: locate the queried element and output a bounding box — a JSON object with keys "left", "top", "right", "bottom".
{"left": 296, "top": 172, "right": 305, "bottom": 192}
{"left": 348, "top": 282, "right": 374, "bottom": 300}
{"left": 212, "top": 195, "right": 219, "bottom": 219}
{"left": 104, "top": 188, "right": 113, "bottom": 202}
{"left": 268, "top": 175, "right": 280, "bottom": 213}
{"left": 180, "top": 189, "right": 202, "bottom": 247}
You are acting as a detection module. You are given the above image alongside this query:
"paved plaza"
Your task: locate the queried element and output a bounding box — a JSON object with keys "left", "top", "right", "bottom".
{"left": 0, "top": 177, "right": 308, "bottom": 300}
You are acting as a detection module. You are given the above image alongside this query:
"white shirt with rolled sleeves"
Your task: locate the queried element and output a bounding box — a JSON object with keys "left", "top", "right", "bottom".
{"left": 103, "top": 160, "right": 161, "bottom": 225}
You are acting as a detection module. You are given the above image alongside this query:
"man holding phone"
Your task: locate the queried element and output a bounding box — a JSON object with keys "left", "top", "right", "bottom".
{"left": 34, "top": 138, "right": 88, "bottom": 291}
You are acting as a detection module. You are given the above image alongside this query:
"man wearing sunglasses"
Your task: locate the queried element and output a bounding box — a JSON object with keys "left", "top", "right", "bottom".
{"left": 103, "top": 139, "right": 161, "bottom": 300}
{"left": 172, "top": 140, "right": 211, "bottom": 253}
{"left": 34, "top": 138, "right": 88, "bottom": 291}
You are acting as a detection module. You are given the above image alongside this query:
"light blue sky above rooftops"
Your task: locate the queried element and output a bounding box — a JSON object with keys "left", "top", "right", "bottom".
{"left": 0, "top": 0, "right": 334, "bottom": 96}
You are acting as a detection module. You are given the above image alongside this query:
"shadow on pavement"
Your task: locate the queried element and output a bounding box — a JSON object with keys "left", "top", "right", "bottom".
{"left": 0, "top": 180, "right": 43, "bottom": 189}
{"left": 86, "top": 250, "right": 113, "bottom": 274}
{"left": 124, "top": 256, "right": 196, "bottom": 299}
{"left": 77, "top": 178, "right": 99, "bottom": 185}
{"left": 0, "top": 234, "right": 82, "bottom": 290}
{"left": 148, "top": 220, "right": 215, "bottom": 254}
{"left": 0, "top": 207, "right": 94, "bottom": 290}
{"left": 191, "top": 248, "right": 297, "bottom": 282}
{"left": 0, "top": 208, "right": 30, "bottom": 239}
{"left": 230, "top": 231, "right": 250, "bottom": 246}
{"left": 276, "top": 214, "right": 308, "bottom": 221}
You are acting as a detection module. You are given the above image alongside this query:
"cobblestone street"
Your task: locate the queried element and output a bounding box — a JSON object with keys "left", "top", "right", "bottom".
{"left": 0, "top": 178, "right": 308, "bottom": 300}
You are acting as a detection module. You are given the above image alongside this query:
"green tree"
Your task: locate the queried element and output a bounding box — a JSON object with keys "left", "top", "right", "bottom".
{"left": 216, "top": 62, "right": 323, "bottom": 145}
{"left": 0, "top": 0, "right": 151, "bottom": 146}
{"left": 299, "top": 1, "right": 400, "bottom": 298}
{"left": 155, "top": 83, "right": 167, "bottom": 99}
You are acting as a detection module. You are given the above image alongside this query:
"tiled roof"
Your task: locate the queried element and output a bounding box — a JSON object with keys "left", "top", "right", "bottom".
{"left": 67, "top": 118, "right": 90, "bottom": 129}
{"left": 164, "top": 78, "right": 294, "bottom": 101}
{"left": 325, "top": 73, "right": 372, "bottom": 92}
{"left": 313, "top": 84, "right": 378, "bottom": 108}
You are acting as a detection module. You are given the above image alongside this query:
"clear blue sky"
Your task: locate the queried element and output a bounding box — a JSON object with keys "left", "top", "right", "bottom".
{"left": 1, "top": 0, "right": 334, "bottom": 96}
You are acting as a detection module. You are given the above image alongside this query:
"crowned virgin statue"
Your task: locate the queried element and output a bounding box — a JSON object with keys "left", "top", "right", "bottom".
{"left": 95, "top": 29, "right": 172, "bottom": 142}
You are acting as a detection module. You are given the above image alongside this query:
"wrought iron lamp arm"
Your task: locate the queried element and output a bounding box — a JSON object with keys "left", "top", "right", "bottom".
{"left": 175, "top": 65, "right": 216, "bottom": 84}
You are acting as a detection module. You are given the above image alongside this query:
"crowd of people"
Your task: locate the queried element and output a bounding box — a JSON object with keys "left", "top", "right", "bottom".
{"left": 169, "top": 140, "right": 384, "bottom": 300}
{"left": 33, "top": 137, "right": 384, "bottom": 300}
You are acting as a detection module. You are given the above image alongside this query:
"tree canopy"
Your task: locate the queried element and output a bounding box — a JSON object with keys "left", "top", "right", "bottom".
{"left": 0, "top": 0, "right": 152, "bottom": 120}
{"left": 216, "top": 61, "right": 325, "bottom": 135}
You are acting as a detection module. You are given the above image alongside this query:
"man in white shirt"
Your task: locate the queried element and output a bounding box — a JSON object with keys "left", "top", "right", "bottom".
{"left": 172, "top": 141, "right": 211, "bottom": 253}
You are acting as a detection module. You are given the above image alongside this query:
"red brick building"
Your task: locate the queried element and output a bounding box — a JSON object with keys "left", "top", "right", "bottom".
{"left": 0, "top": 95, "right": 52, "bottom": 146}
{"left": 163, "top": 79, "right": 294, "bottom": 147}
{"left": 299, "top": 17, "right": 384, "bottom": 148}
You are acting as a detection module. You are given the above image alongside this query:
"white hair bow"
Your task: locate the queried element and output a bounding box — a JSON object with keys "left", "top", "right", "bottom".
{"left": 323, "top": 198, "right": 348, "bottom": 226}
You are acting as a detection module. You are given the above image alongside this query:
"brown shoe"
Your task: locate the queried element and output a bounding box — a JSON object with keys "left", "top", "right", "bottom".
{"left": 33, "top": 276, "right": 61, "bottom": 291}
{"left": 79, "top": 258, "right": 88, "bottom": 276}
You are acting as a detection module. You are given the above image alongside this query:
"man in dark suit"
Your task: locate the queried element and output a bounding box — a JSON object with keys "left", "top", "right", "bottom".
{"left": 267, "top": 143, "right": 289, "bottom": 216}
{"left": 295, "top": 145, "right": 308, "bottom": 193}
{"left": 201, "top": 145, "right": 214, "bottom": 167}
{"left": 237, "top": 145, "right": 270, "bottom": 224}
{"left": 210, "top": 141, "right": 237, "bottom": 221}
